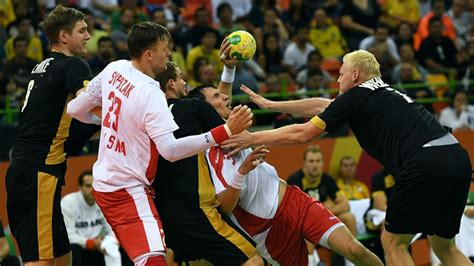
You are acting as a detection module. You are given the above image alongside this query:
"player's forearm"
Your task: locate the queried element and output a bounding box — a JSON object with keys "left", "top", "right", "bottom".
{"left": 217, "top": 187, "right": 241, "bottom": 214}
{"left": 218, "top": 65, "right": 236, "bottom": 100}
{"left": 267, "top": 98, "right": 332, "bottom": 117}
{"left": 155, "top": 125, "right": 231, "bottom": 162}
{"left": 67, "top": 93, "right": 100, "bottom": 124}
{"left": 251, "top": 122, "right": 319, "bottom": 146}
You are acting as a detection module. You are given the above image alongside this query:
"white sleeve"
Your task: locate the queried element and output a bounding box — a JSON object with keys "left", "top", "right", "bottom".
{"left": 61, "top": 195, "right": 89, "bottom": 248}
{"left": 143, "top": 85, "right": 179, "bottom": 139}
{"left": 153, "top": 131, "right": 218, "bottom": 162}
{"left": 67, "top": 93, "right": 101, "bottom": 125}
{"left": 84, "top": 70, "right": 104, "bottom": 107}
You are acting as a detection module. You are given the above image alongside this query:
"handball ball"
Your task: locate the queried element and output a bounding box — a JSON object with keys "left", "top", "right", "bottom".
{"left": 228, "top": 30, "right": 257, "bottom": 61}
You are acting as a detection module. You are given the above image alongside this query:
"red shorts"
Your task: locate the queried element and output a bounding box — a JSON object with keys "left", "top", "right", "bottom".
{"left": 94, "top": 186, "right": 166, "bottom": 260}
{"left": 234, "top": 185, "right": 342, "bottom": 266}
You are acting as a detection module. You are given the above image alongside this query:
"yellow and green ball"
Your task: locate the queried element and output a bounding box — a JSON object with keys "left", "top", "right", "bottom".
{"left": 228, "top": 30, "right": 257, "bottom": 61}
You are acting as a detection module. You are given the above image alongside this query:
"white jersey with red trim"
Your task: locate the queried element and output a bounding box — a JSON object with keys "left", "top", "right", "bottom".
{"left": 206, "top": 147, "right": 280, "bottom": 218}
{"left": 84, "top": 60, "right": 178, "bottom": 192}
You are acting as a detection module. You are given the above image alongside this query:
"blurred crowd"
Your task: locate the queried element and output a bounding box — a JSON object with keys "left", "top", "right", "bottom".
{"left": 0, "top": 0, "right": 473, "bottom": 128}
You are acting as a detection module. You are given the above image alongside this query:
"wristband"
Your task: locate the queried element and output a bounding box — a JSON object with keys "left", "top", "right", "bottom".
{"left": 221, "top": 65, "right": 236, "bottom": 83}
{"left": 211, "top": 124, "right": 230, "bottom": 144}
{"left": 86, "top": 239, "right": 95, "bottom": 250}
{"left": 230, "top": 172, "right": 247, "bottom": 189}
{"left": 223, "top": 124, "right": 232, "bottom": 137}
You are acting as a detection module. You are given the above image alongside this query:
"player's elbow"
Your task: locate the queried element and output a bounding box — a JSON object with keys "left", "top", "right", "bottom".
{"left": 292, "top": 124, "right": 316, "bottom": 144}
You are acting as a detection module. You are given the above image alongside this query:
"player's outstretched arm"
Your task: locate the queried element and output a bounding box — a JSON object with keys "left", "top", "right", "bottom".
{"left": 217, "top": 146, "right": 269, "bottom": 214}
{"left": 241, "top": 85, "right": 333, "bottom": 117}
{"left": 155, "top": 105, "right": 253, "bottom": 162}
{"left": 221, "top": 121, "right": 325, "bottom": 153}
{"left": 218, "top": 38, "right": 238, "bottom": 100}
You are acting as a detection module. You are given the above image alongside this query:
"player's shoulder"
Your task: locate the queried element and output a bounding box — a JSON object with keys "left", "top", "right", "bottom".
{"left": 60, "top": 55, "right": 90, "bottom": 69}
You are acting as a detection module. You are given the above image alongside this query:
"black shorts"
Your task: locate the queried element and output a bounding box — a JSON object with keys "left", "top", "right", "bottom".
{"left": 385, "top": 144, "right": 471, "bottom": 239}
{"left": 158, "top": 207, "right": 256, "bottom": 265}
{"left": 5, "top": 161, "right": 70, "bottom": 262}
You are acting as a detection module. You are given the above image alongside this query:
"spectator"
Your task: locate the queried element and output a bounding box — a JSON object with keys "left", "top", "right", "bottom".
{"left": 296, "top": 69, "right": 330, "bottom": 98}
{"left": 396, "top": 62, "right": 435, "bottom": 113}
{"left": 308, "top": 8, "right": 347, "bottom": 60}
{"left": 359, "top": 23, "right": 400, "bottom": 64}
{"left": 211, "top": 0, "right": 252, "bottom": 25}
{"left": 186, "top": 28, "right": 223, "bottom": 79}
{"left": 378, "top": 0, "right": 420, "bottom": 30}
{"left": 87, "top": 36, "right": 116, "bottom": 76}
{"left": 439, "top": 89, "right": 474, "bottom": 130}
{"left": 287, "top": 145, "right": 358, "bottom": 236}
{"left": 232, "top": 63, "right": 259, "bottom": 95}
{"left": 185, "top": 6, "right": 220, "bottom": 50}
{"left": 61, "top": 171, "right": 121, "bottom": 266}
{"left": 0, "top": 0, "right": 15, "bottom": 28}
{"left": 447, "top": 0, "right": 473, "bottom": 48}
{"left": 110, "top": 0, "right": 148, "bottom": 31}
{"left": 393, "top": 21, "right": 415, "bottom": 48}
{"left": 4, "top": 36, "right": 38, "bottom": 90}
{"left": 366, "top": 168, "right": 395, "bottom": 233}
{"left": 257, "top": 33, "right": 283, "bottom": 73}
{"left": 280, "top": 0, "right": 312, "bottom": 36}
{"left": 296, "top": 50, "right": 332, "bottom": 87}
{"left": 391, "top": 43, "right": 428, "bottom": 83}
{"left": 4, "top": 16, "right": 43, "bottom": 62}
{"left": 340, "top": 0, "right": 381, "bottom": 51}
{"left": 82, "top": 9, "right": 108, "bottom": 59}
{"left": 152, "top": 7, "right": 177, "bottom": 32}
{"left": 413, "top": 0, "right": 457, "bottom": 50}
{"left": 282, "top": 26, "right": 316, "bottom": 76}
{"left": 253, "top": 8, "right": 289, "bottom": 54}
{"left": 417, "top": 16, "right": 458, "bottom": 75}
{"left": 336, "top": 156, "right": 370, "bottom": 200}
{"left": 215, "top": 2, "right": 241, "bottom": 37}
{"left": 110, "top": 8, "right": 135, "bottom": 59}
{"left": 0, "top": 220, "right": 21, "bottom": 266}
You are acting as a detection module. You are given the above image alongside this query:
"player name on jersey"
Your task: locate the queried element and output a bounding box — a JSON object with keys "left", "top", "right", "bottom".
{"left": 108, "top": 71, "right": 135, "bottom": 98}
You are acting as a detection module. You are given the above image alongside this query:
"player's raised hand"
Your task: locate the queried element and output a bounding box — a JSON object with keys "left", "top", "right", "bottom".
{"left": 225, "top": 105, "right": 253, "bottom": 135}
{"left": 219, "top": 38, "right": 238, "bottom": 68}
{"left": 238, "top": 145, "right": 270, "bottom": 175}
{"left": 221, "top": 130, "right": 254, "bottom": 156}
{"left": 241, "top": 84, "right": 273, "bottom": 109}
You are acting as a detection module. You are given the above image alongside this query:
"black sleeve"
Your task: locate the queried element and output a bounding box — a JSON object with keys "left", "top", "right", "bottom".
{"left": 65, "top": 58, "right": 92, "bottom": 94}
{"left": 195, "top": 99, "right": 225, "bottom": 131}
{"left": 65, "top": 119, "right": 100, "bottom": 156}
{"left": 324, "top": 174, "right": 340, "bottom": 200}
{"left": 318, "top": 87, "right": 370, "bottom": 132}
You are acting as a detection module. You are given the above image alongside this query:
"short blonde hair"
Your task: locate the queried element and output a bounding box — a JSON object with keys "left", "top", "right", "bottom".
{"left": 343, "top": 50, "right": 381, "bottom": 81}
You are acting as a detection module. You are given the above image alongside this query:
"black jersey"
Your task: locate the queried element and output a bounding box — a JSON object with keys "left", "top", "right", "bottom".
{"left": 371, "top": 168, "right": 395, "bottom": 200}
{"left": 153, "top": 97, "right": 225, "bottom": 209}
{"left": 12, "top": 52, "right": 92, "bottom": 167}
{"left": 287, "top": 170, "right": 339, "bottom": 202}
{"left": 314, "top": 77, "right": 447, "bottom": 176}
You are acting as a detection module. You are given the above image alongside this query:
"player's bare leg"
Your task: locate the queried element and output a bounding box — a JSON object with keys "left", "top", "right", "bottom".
{"left": 381, "top": 230, "right": 415, "bottom": 266}
{"left": 428, "top": 235, "right": 472, "bottom": 266}
{"left": 327, "top": 226, "right": 383, "bottom": 265}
